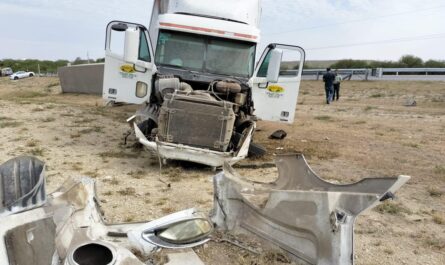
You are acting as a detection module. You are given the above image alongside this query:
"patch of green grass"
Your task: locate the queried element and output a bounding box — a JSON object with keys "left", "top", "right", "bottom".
{"left": 314, "top": 115, "right": 333, "bottom": 121}
{"left": 374, "top": 201, "right": 411, "bottom": 216}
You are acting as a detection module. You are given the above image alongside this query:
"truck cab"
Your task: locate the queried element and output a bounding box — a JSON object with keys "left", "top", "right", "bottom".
{"left": 103, "top": 0, "right": 305, "bottom": 167}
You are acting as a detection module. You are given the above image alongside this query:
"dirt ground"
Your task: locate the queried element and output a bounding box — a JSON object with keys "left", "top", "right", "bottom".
{"left": 0, "top": 76, "right": 444, "bottom": 264}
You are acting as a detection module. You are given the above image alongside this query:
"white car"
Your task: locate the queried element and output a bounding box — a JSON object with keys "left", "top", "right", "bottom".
{"left": 9, "top": 71, "right": 35, "bottom": 80}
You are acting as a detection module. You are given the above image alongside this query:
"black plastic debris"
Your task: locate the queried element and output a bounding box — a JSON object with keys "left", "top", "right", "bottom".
{"left": 269, "top": 130, "right": 287, "bottom": 140}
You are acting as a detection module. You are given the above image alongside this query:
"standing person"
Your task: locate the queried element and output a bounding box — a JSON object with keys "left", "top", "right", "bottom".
{"left": 333, "top": 69, "right": 342, "bottom": 101}
{"left": 322, "top": 68, "right": 335, "bottom": 104}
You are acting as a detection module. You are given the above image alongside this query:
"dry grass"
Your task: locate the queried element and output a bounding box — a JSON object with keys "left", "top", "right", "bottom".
{"left": 83, "top": 170, "right": 99, "bottom": 178}
{"left": 374, "top": 201, "right": 411, "bottom": 216}
{"left": 26, "top": 139, "right": 39, "bottom": 147}
{"left": 98, "top": 151, "right": 139, "bottom": 159}
{"left": 128, "top": 170, "right": 145, "bottom": 179}
{"left": 41, "top": 117, "right": 56, "bottom": 123}
{"left": 0, "top": 120, "right": 23, "bottom": 128}
{"left": 427, "top": 187, "right": 443, "bottom": 197}
{"left": 29, "top": 147, "right": 45, "bottom": 156}
{"left": 432, "top": 213, "right": 444, "bottom": 225}
{"left": 117, "top": 187, "right": 136, "bottom": 196}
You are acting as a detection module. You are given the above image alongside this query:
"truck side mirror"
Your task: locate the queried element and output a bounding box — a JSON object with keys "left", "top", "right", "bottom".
{"left": 266, "top": 48, "right": 283, "bottom": 83}
{"left": 124, "top": 27, "right": 140, "bottom": 64}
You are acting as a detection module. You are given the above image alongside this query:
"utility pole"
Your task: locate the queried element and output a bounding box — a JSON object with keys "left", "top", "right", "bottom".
{"left": 37, "top": 64, "right": 41, "bottom": 77}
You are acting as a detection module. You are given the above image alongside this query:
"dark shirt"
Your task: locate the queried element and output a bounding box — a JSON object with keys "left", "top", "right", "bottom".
{"left": 323, "top": 71, "right": 336, "bottom": 87}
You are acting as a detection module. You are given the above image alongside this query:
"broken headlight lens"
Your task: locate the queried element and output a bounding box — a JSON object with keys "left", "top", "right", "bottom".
{"left": 136, "top": 81, "right": 148, "bottom": 98}
{"left": 156, "top": 219, "right": 213, "bottom": 244}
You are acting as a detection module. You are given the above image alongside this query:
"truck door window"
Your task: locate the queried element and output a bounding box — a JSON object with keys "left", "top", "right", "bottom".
{"left": 257, "top": 51, "right": 271, "bottom": 77}
{"left": 257, "top": 48, "right": 302, "bottom": 77}
{"left": 109, "top": 30, "right": 125, "bottom": 57}
{"left": 138, "top": 31, "right": 151, "bottom": 62}
{"left": 279, "top": 49, "right": 301, "bottom": 77}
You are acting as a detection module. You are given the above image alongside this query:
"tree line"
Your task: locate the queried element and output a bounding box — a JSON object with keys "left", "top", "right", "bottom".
{"left": 329, "top": 55, "right": 445, "bottom": 69}
{"left": 0, "top": 57, "right": 105, "bottom": 73}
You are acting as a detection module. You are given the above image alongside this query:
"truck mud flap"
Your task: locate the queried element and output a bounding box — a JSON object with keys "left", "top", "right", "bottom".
{"left": 211, "top": 154, "right": 410, "bottom": 265}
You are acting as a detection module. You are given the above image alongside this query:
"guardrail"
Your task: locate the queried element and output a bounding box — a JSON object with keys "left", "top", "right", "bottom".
{"left": 302, "top": 68, "right": 445, "bottom": 81}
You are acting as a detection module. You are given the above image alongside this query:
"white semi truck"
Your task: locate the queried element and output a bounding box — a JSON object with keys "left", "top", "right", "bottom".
{"left": 103, "top": 0, "right": 305, "bottom": 167}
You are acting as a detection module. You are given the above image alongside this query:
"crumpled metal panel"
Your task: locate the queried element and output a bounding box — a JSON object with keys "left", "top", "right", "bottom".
{"left": 0, "top": 156, "right": 46, "bottom": 217}
{"left": 0, "top": 156, "right": 208, "bottom": 265}
{"left": 211, "top": 154, "right": 410, "bottom": 265}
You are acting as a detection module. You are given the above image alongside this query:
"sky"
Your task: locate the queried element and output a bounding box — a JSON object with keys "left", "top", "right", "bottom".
{"left": 0, "top": 0, "right": 444, "bottom": 61}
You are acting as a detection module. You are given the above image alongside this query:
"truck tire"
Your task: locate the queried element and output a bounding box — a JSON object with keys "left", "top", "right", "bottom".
{"left": 248, "top": 142, "right": 267, "bottom": 157}
{"left": 14, "top": 76, "right": 18, "bottom": 80}
{"left": 29, "top": 73, "right": 34, "bottom": 77}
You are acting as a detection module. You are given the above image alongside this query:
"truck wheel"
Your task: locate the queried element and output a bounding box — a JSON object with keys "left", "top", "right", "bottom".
{"left": 29, "top": 73, "right": 34, "bottom": 77}
{"left": 14, "top": 76, "right": 18, "bottom": 80}
{"left": 248, "top": 142, "right": 267, "bottom": 157}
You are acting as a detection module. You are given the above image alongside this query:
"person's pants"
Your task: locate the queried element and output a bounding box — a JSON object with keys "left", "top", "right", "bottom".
{"left": 333, "top": 84, "right": 340, "bottom": 100}
{"left": 325, "top": 85, "right": 334, "bottom": 103}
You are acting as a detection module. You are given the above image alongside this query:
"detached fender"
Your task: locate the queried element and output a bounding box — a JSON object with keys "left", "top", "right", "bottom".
{"left": 211, "top": 153, "right": 410, "bottom": 265}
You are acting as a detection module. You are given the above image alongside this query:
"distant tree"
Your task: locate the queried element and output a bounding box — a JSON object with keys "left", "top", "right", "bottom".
{"left": 424, "top": 59, "right": 445, "bottom": 68}
{"left": 398, "top": 55, "right": 423, "bottom": 68}
{"left": 96, "top": 58, "right": 105, "bottom": 63}
{"left": 72, "top": 57, "right": 88, "bottom": 65}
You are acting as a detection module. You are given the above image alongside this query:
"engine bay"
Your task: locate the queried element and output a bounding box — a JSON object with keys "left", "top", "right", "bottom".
{"left": 137, "top": 74, "right": 259, "bottom": 154}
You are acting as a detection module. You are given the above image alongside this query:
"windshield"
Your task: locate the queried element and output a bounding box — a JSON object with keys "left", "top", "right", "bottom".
{"left": 155, "top": 30, "right": 256, "bottom": 77}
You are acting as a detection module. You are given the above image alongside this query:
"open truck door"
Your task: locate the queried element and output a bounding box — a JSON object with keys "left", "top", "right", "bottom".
{"left": 250, "top": 44, "right": 305, "bottom": 123}
{"left": 103, "top": 21, "right": 156, "bottom": 104}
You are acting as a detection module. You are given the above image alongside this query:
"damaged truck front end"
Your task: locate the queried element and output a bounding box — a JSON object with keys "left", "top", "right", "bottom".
{"left": 1, "top": 155, "right": 409, "bottom": 265}
{"left": 103, "top": 1, "right": 305, "bottom": 167}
